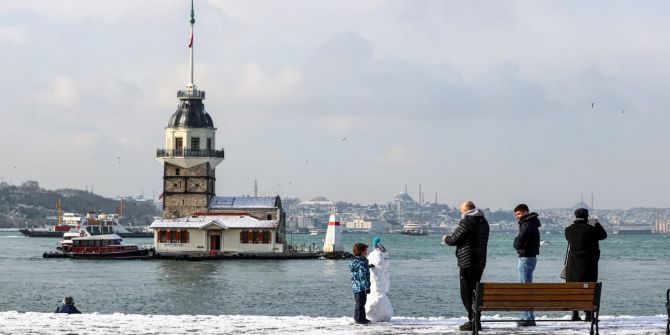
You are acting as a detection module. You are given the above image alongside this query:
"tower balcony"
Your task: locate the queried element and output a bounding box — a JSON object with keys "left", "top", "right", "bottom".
{"left": 177, "top": 89, "right": 205, "bottom": 99}
{"left": 156, "top": 148, "right": 225, "bottom": 159}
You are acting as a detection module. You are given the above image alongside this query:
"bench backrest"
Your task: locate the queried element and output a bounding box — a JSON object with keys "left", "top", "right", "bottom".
{"left": 476, "top": 282, "right": 602, "bottom": 312}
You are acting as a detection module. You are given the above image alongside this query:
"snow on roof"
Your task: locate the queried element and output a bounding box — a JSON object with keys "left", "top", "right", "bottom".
{"left": 209, "top": 196, "right": 279, "bottom": 209}
{"left": 150, "top": 215, "right": 278, "bottom": 230}
{"left": 71, "top": 234, "right": 122, "bottom": 241}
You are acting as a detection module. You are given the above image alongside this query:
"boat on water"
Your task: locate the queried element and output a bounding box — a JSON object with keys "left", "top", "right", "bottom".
{"left": 400, "top": 221, "right": 428, "bottom": 235}
{"left": 47, "top": 234, "right": 153, "bottom": 259}
{"left": 19, "top": 212, "right": 83, "bottom": 237}
{"left": 22, "top": 211, "right": 153, "bottom": 238}
{"left": 84, "top": 211, "right": 153, "bottom": 238}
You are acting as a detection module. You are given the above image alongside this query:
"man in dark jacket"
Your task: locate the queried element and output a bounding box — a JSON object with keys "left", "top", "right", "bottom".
{"left": 443, "top": 201, "right": 490, "bottom": 331}
{"left": 55, "top": 296, "right": 81, "bottom": 314}
{"left": 512, "top": 204, "right": 541, "bottom": 327}
{"left": 565, "top": 208, "right": 607, "bottom": 321}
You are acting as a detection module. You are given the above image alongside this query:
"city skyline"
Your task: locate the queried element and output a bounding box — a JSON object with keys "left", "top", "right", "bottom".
{"left": 1, "top": 1, "right": 669, "bottom": 209}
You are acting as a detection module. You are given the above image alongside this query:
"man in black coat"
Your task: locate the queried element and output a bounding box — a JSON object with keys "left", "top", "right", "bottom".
{"left": 443, "top": 201, "right": 490, "bottom": 331}
{"left": 565, "top": 208, "right": 607, "bottom": 321}
{"left": 513, "top": 204, "right": 541, "bottom": 327}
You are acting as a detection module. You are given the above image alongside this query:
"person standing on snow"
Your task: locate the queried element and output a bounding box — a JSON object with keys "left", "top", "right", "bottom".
{"left": 442, "top": 201, "right": 490, "bottom": 332}
{"left": 365, "top": 237, "right": 393, "bottom": 322}
{"left": 513, "top": 204, "right": 541, "bottom": 327}
{"left": 349, "top": 243, "right": 373, "bottom": 324}
{"left": 565, "top": 208, "right": 607, "bottom": 322}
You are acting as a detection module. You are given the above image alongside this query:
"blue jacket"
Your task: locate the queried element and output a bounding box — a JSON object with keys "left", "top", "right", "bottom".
{"left": 349, "top": 256, "right": 371, "bottom": 293}
{"left": 55, "top": 303, "right": 81, "bottom": 314}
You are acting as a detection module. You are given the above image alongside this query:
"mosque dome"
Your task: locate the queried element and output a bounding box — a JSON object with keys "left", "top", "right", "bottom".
{"left": 167, "top": 99, "right": 214, "bottom": 128}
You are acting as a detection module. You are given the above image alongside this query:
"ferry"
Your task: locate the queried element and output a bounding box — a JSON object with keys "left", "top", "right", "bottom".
{"left": 47, "top": 234, "right": 153, "bottom": 259}
{"left": 401, "top": 221, "right": 428, "bottom": 235}
{"left": 19, "top": 212, "right": 83, "bottom": 237}
{"left": 83, "top": 211, "right": 153, "bottom": 238}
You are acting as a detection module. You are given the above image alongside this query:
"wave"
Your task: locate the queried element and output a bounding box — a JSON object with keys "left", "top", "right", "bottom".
{"left": 0, "top": 312, "right": 666, "bottom": 334}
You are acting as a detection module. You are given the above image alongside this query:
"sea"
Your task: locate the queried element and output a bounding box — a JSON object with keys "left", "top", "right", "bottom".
{"left": 0, "top": 229, "right": 668, "bottom": 334}
{"left": 1, "top": 229, "right": 668, "bottom": 316}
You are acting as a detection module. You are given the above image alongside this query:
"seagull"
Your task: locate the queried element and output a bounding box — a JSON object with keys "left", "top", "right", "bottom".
{"left": 591, "top": 102, "right": 595, "bottom": 108}
{"left": 342, "top": 137, "right": 347, "bottom": 141}
{"left": 622, "top": 109, "right": 625, "bottom": 114}
{"left": 117, "top": 157, "right": 121, "bottom": 164}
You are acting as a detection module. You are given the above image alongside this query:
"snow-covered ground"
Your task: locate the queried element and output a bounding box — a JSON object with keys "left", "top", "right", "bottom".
{"left": 0, "top": 312, "right": 666, "bottom": 334}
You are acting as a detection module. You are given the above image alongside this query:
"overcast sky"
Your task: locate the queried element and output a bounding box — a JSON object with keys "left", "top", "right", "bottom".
{"left": 1, "top": 1, "right": 669, "bottom": 209}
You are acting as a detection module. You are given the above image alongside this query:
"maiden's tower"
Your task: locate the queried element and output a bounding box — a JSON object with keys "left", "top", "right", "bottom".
{"left": 156, "top": 1, "right": 224, "bottom": 219}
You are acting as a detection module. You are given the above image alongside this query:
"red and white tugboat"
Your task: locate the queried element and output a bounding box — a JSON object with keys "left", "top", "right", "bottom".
{"left": 61, "top": 234, "right": 154, "bottom": 259}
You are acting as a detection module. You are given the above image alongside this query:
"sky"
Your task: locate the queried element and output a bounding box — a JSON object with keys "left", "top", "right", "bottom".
{"left": 1, "top": 1, "right": 669, "bottom": 210}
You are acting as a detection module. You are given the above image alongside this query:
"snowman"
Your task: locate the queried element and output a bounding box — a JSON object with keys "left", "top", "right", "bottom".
{"left": 365, "top": 237, "right": 393, "bottom": 322}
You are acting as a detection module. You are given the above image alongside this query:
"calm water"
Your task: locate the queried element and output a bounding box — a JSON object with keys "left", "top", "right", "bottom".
{"left": 0, "top": 230, "right": 668, "bottom": 317}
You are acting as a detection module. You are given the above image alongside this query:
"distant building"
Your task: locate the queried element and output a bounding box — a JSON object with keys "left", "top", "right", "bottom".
{"left": 344, "top": 218, "right": 388, "bottom": 232}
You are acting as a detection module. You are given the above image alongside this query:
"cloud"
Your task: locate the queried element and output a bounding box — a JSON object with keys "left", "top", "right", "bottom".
{"left": 37, "top": 76, "right": 79, "bottom": 107}
{"left": 235, "top": 62, "right": 302, "bottom": 105}
{"left": 381, "top": 144, "right": 416, "bottom": 166}
{"left": 0, "top": 26, "right": 28, "bottom": 45}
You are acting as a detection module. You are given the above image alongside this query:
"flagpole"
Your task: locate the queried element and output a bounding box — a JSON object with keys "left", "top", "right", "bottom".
{"left": 189, "top": 0, "right": 195, "bottom": 87}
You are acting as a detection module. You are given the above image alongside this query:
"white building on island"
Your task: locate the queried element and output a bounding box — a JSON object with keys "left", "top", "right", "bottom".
{"left": 150, "top": 196, "right": 286, "bottom": 256}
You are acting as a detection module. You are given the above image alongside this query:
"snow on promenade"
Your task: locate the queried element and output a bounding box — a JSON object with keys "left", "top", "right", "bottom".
{"left": 0, "top": 312, "right": 666, "bottom": 334}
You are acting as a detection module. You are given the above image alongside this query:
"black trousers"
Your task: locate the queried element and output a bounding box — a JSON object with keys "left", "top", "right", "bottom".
{"left": 460, "top": 267, "right": 484, "bottom": 322}
{"left": 353, "top": 291, "right": 367, "bottom": 322}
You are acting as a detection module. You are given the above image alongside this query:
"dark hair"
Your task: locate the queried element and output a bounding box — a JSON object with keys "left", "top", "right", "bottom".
{"left": 64, "top": 296, "right": 74, "bottom": 305}
{"left": 514, "top": 204, "right": 529, "bottom": 213}
{"left": 352, "top": 243, "right": 368, "bottom": 256}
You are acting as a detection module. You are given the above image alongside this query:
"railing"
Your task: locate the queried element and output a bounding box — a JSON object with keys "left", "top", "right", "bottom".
{"left": 177, "top": 89, "right": 205, "bottom": 99}
{"left": 156, "top": 148, "right": 225, "bottom": 159}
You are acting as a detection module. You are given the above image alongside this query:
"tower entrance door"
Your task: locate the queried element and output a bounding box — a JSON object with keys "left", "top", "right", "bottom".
{"left": 209, "top": 234, "right": 221, "bottom": 251}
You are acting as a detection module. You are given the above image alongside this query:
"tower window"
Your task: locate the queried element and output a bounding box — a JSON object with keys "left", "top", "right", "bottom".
{"left": 207, "top": 138, "right": 212, "bottom": 150}
{"left": 175, "top": 168, "right": 180, "bottom": 176}
{"left": 191, "top": 137, "right": 200, "bottom": 151}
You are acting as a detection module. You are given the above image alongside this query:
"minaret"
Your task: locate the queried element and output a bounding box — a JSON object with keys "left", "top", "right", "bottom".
{"left": 156, "top": 0, "right": 224, "bottom": 218}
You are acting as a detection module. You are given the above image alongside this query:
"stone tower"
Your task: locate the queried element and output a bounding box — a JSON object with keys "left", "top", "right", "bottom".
{"left": 156, "top": 1, "right": 224, "bottom": 218}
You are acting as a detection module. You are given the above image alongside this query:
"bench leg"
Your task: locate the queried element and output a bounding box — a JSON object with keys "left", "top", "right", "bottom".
{"left": 590, "top": 310, "right": 599, "bottom": 335}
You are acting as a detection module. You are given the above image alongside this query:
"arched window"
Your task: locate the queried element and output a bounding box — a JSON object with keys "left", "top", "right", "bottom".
{"left": 240, "top": 230, "right": 249, "bottom": 243}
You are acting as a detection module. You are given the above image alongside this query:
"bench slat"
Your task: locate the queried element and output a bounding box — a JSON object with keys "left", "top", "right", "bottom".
{"left": 482, "top": 288, "right": 596, "bottom": 295}
{"left": 480, "top": 301, "right": 596, "bottom": 310}
{"left": 483, "top": 295, "right": 594, "bottom": 301}
{"left": 481, "top": 282, "right": 598, "bottom": 289}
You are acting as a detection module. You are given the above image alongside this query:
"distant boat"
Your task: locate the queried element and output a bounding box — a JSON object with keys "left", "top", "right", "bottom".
{"left": 540, "top": 240, "right": 549, "bottom": 246}
{"left": 400, "top": 221, "right": 428, "bottom": 236}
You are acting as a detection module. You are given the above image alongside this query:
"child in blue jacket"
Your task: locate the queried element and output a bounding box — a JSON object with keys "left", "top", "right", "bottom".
{"left": 349, "top": 243, "right": 373, "bottom": 324}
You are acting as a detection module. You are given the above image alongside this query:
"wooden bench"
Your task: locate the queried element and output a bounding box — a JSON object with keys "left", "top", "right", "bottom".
{"left": 472, "top": 282, "right": 602, "bottom": 335}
